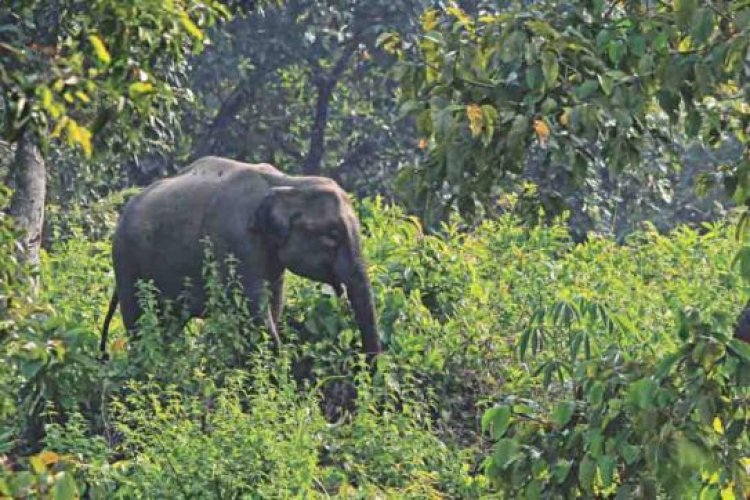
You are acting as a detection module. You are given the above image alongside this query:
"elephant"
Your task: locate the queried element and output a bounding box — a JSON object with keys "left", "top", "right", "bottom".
{"left": 100, "top": 156, "right": 381, "bottom": 358}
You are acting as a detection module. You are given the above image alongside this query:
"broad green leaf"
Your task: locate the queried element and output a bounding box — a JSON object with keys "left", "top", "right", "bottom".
{"left": 675, "top": 0, "right": 698, "bottom": 29}
{"left": 507, "top": 114, "right": 530, "bottom": 150}
{"left": 598, "top": 74, "right": 613, "bottom": 96}
{"left": 552, "top": 460, "right": 572, "bottom": 483}
{"left": 620, "top": 444, "right": 640, "bottom": 465}
{"left": 607, "top": 41, "right": 624, "bottom": 65}
{"left": 575, "top": 80, "right": 599, "bottom": 100}
{"left": 541, "top": 51, "right": 559, "bottom": 87}
{"left": 482, "top": 406, "right": 512, "bottom": 437}
{"left": 53, "top": 472, "right": 78, "bottom": 500}
{"left": 627, "top": 378, "right": 657, "bottom": 409}
{"left": 597, "top": 455, "right": 616, "bottom": 488}
{"left": 492, "top": 438, "right": 520, "bottom": 467}
{"left": 553, "top": 401, "right": 575, "bottom": 427}
{"left": 578, "top": 455, "right": 595, "bottom": 491}
{"left": 588, "top": 381, "right": 604, "bottom": 407}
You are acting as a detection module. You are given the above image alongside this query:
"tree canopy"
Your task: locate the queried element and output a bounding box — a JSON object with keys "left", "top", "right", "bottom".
{"left": 387, "top": 0, "right": 750, "bottom": 222}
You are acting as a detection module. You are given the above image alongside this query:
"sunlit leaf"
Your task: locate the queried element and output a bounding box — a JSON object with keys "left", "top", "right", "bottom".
{"left": 533, "top": 119, "right": 550, "bottom": 147}
{"left": 88, "top": 34, "right": 111, "bottom": 64}
{"left": 179, "top": 13, "right": 204, "bottom": 41}
{"left": 466, "top": 104, "right": 483, "bottom": 137}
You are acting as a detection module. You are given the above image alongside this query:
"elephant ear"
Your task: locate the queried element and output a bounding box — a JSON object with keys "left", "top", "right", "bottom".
{"left": 250, "top": 186, "right": 298, "bottom": 243}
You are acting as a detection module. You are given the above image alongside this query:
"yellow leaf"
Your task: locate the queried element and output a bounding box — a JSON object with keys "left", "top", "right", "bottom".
{"left": 38, "top": 450, "right": 59, "bottom": 466}
{"left": 128, "top": 82, "right": 154, "bottom": 98}
{"left": 88, "top": 34, "right": 111, "bottom": 65}
{"left": 677, "top": 36, "right": 692, "bottom": 53}
{"left": 713, "top": 417, "right": 724, "bottom": 434}
{"left": 180, "top": 12, "right": 204, "bottom": 41}
{"left": 446, "top": 5, "right": 471, "bottom": 27}
{"left": 418, "top": 137, "right": 428, "bottom": 150}
{"left": 66, "top": 119, "right": 93, "bottom": 158}
{"left": 39, "top": 86, "right": 53, "bottom": 109}
{"left": 111, "top": 338, "right": 127, "bottom": 353}
{"left": 51, "top": 116, "right": 69, "bottom": 138}
{"left": 466, "top": 104, "right": 483, "bottom": 137}
{"left": 75, "top": 91, "right": 90, "bottom": 104}
{"left": 720, "top": 486, "right": 735, "bottom": 500}
{"left": 533, "top": 119, "right": 550, "bottom": 147}
{"left": 422, "top": 9, "right": 439, "bottom": 32}
{"left": 559, "top": 109, "right": 569, "bottom": 127}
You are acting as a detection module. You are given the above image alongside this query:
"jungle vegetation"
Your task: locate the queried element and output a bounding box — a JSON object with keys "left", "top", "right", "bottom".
{"left": 1, "top": 0, "right": 749, "bottom": 497}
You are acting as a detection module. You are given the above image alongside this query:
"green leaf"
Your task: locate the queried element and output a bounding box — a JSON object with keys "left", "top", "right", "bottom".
{"left": 53, "top": 472, "right": 78, "bottom": 500}
{"left": 552, "top": 460, "right": 572, "bottom": 483}
{"left": 620, "top": 444, "right": 640, "bottom": 465}
{"left": 628, "top": 34, "right": 646, "bottom": 57}
{"left": 492, "top": 438, "right": 520, "bottom": 467}
{"left": 541, "top": 51, "right": 559, "bottom": 87}
{"left": 728, "top": 338, "right": 750, "bottom": 363}
{"left": 627, "top": 378, "right": 657, "bottom": 409}
{"left": 434, "top": 106, "right": 454, "bottom": 139}
{"left": 675, "top": 0, "right": 698, "bottom": 29}
{"left": 588, "top": 381, "right": 605, "bottom": 407}
{"left": 575, "top": 80, "right": 599, "bottom": 100}
{"left": 598, "top": 74, "right": 613, "bottom": 96}
{"left": 482, "top": 406, "right": 512, "bottom": 437}
{"left": 691, "top": 8, "right": 715, "bottom": 44}
{"left": 525, "top": 66, "right": 544, "bottom": 91}
{"left": 578, "top": 455, "right": 596, "bottom": 491}
{"left": 657, "top": 90, "right": 680, "bottom": 123}
{"left": 553, "top": 401, "right": 575, "bottom": 427}
{"left": 88, "top": 34, "right": 111, "bottom": 65}
{"left": 674, "top": 435, "right": 710, "bottom": 470}
{"left": 508, "top": 114, "right": 530, "bottom": 151}
{"left": 731, "top": 246, "right": 750, "bottom": 285}
{"left": 597, "top": 455, "right": 616, "bottom": 488}
{"left": 481, "top": 104, "right": 497, "bottom": 145}
{"left": 607, "top": 41, "right": 624, "bottom": 65}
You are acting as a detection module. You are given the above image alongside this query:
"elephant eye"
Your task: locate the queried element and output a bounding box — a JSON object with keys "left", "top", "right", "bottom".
{"left": 321, "top": 233, "right": 338, "bottom": 247}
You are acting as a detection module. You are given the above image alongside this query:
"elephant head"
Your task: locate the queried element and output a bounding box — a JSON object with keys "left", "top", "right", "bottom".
{"left": 252, "top": 182, "right": 381, "bottom": 356}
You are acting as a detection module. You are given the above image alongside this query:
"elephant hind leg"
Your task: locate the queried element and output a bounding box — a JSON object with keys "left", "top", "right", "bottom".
{"left": 117, "top": 282, "right": 142, "bottom": 336}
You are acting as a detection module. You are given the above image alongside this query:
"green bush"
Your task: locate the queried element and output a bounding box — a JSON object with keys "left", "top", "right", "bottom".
{"left": 1, "top": 196, "right": 748, "bottom": 497}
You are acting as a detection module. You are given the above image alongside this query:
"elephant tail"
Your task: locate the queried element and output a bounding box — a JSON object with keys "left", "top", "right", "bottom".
{"left": 100, "top": 290, "right": 118, "bottom": 361}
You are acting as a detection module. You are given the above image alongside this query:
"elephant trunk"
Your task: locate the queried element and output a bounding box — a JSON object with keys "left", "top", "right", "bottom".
{"left": 335, "top": 247, "right": 381, "bottom": 357}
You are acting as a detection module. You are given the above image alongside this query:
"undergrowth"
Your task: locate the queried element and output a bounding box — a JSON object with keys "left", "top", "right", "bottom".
{"left": 0, "top": 193, "right": 748, "bottom": 497}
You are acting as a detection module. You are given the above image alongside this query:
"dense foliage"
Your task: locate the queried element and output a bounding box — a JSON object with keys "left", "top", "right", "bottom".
{"left": 387, "top": 1, "right": 750, "bottom": 226}
{"left": 2, "top": 0, "right": 750, "bottom": 498}
{"left": 1, "top": 195, "right": 748, "bottom": 497}
{"left": 0, "top": 0, "right": 238, "bottom": 154}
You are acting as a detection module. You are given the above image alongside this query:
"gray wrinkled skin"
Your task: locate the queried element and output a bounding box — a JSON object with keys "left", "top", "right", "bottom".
{"left": 103, "top": 156, "right": 380, "bottom": 357}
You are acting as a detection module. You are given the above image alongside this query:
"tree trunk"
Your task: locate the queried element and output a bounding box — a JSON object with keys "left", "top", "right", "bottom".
{"left": 191, "top": 85, "right": 252, "bottom": 161}
{"left": 303, "top": 81, "right": 334, "bottom": 176}
{"left": 8, "top": 131, "right": 46, "bottom": 269}
{"left": 303, "top": 43, "right": 358, "bottom": 176}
